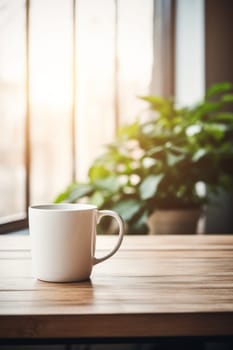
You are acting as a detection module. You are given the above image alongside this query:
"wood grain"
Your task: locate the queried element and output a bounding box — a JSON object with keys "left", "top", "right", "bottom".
{"left": 0, "top": 235, "right": 233, "bottom": 339}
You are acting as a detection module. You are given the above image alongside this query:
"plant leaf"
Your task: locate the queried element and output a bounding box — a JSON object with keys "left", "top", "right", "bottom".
{"left": 128, "top": 209, "right": 148, "bottom": 234}
{"left": 168, "top": 145, "right": 189, "bottom": 154}
{"left": 54, "top": 190, "right": 70, "bottom": 203}
{"left": 117, "top": 121, "right": 139, "bottom": 140}
{"left": 167, "top": 152, "right": 185, "bottom": 166}
{"left": 147, "top": 146, "right": 164, "bottom": 156}
{"left": 90, "top": 191, "right": 105, "bottom": 207}
{"left": 140, "top": 96, "right": 173, "bottom": 116}
{"left": 140, "top": 96, "right": 168, "bottom": 106}
{"left": 94, "top": 176, "right": 121, "bottom": 193}
{"left": 206, "top": 82, "right": 233, "bottom": 98}
{"left": 112, "top": 199, "right": 143, "bottom": 221}
{"left": 139, "top": 174, "right": 164, "bottom": 200}
{"left": 193, "top": 102, "right": 222, "bottom": 117}
{"left": 88, "top": 165, "right": 111, "bottom": 181}
{"left": 68, "top": 184, "right": 94, "bottom": 202}
{"left": 221, "top": 94, "right": 233, "bottom": 103}
{"left": 212, "top": 112, "right": 233, "bottom": 122}
{"left": 203, "top": 123, "right": 227, "bottom": 140}
{"left": 192, "top": 148, "right": 208, "bottom": 162}
{"left": 54, "top": 182, "right": 92, "bottom": 203}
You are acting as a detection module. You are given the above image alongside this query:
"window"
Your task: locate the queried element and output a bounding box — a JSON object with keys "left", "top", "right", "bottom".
{"left": 1, "top": 0, "right": 162, "bottom": 232}
{"left": 175, "top": 0, "right": 205, "bottom": 106}
{"left": 0, "top": 0, "right": 26, "bottom": 230}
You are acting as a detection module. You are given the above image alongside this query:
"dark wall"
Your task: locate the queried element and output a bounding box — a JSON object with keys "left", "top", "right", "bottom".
{"left": 205, "top": 0, "right": 233, "bottom": 233}
{"left": 205, "top": 0, "right": 233, "bottom": 85}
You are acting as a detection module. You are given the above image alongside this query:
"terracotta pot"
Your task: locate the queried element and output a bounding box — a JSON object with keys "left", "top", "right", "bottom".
{"left": 147, "top": 208, "right": 203, "bottom": 235}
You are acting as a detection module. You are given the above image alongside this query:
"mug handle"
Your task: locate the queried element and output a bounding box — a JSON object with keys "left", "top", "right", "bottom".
{"left": 93, "top": 210, "right": 125, "bottom": 265}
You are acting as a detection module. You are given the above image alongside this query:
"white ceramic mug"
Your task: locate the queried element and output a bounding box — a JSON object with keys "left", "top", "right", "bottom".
{"left": 29, "top": 204, "right": 125, "bottom": 282}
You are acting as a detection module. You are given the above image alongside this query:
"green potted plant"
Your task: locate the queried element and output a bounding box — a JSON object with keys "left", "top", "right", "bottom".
{"left": 55, "top": 82, "right": 233, "bottom": 234}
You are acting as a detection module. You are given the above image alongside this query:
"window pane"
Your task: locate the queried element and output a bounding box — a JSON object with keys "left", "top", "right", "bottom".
{"left": 118, "top": 0, "right": 154, "bottom": 124}
{"left": 75, "top": 0, "right": 154, "bottom": 181}
{"left": 30, "top": 0, "right": 73, "bottom": 204}
{"left": 75, "top": 0, "right": 115, "bottom": 181}
{"left": 0, "top": 0, "right": 26, "bottom": 222}
{"left": 175, "top": 0, "right": 205, "bottom": 105}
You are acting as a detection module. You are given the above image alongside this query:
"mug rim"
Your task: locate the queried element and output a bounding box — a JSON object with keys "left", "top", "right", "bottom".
{"left": 29, "top": 203, "right": 97, "bottom": 211}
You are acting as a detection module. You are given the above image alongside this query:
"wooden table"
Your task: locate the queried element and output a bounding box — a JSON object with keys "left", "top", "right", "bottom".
{"left": 0, "top": 234, "right": 233, "bottom": 344}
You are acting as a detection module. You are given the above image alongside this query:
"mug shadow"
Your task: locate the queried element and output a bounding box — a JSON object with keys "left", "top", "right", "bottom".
{"left": 33, "top": 278, "right": 95, "bottom": 306}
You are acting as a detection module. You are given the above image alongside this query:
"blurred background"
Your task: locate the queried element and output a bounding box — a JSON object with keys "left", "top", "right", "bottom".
{"left": 0, "top": 0, "right": 232, "bottom": 233}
